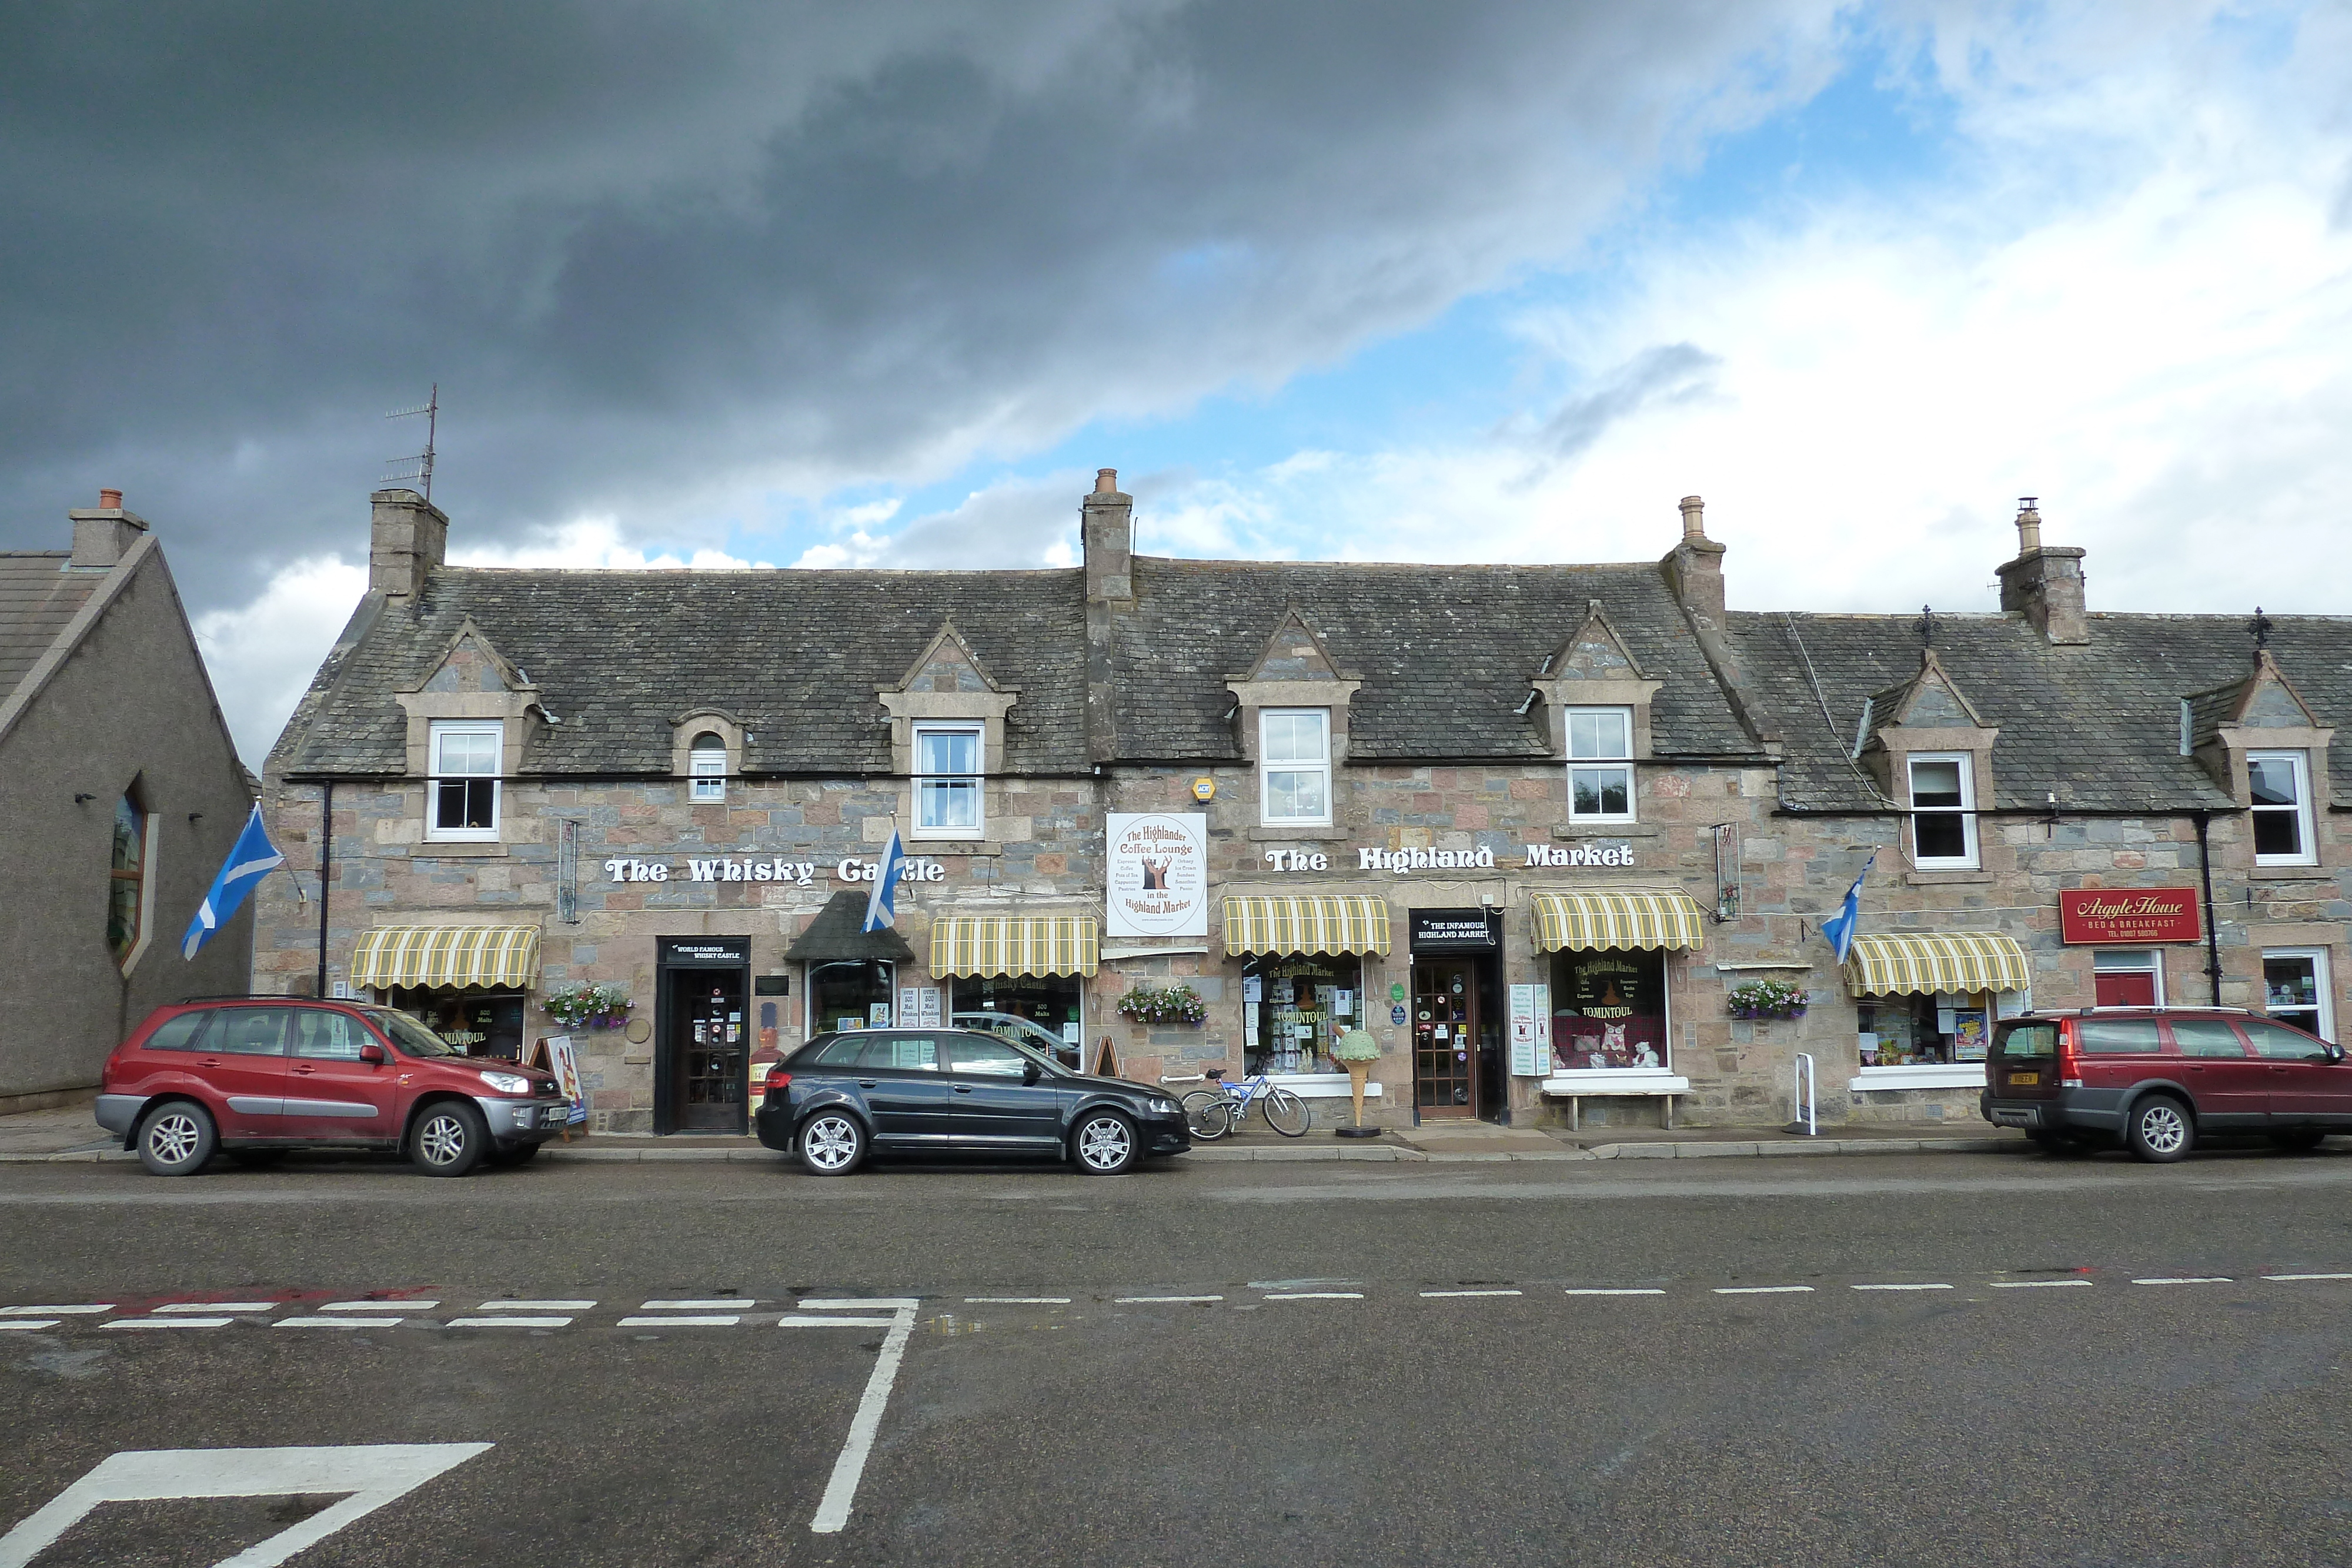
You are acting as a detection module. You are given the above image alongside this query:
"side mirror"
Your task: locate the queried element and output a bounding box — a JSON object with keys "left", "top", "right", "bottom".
{"left": 358, "top": 1042, "right": 387, "bottom": 1065}
{"left": 2327, "top": 1044, "right": 2346, "bottom": 1065}
{"left": 1023, "top": 1061, "right": 1043, "bottom": 1085}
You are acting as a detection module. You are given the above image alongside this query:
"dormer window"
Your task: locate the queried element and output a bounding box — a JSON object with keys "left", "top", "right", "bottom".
{"left": 1565, "top": 707, "right": 1635, "bottom": 822}
{"left": 913, "top": 723, "right": 984, "bottom": 838}
{"left": 2250, "top": 750, "right": 2316, "bottom": 865}
{"left": 428, "top": 721, "right": 502, "bottom": 841}
{"left": 1259, "top": 709, "right": 1331, "bottom": 827}
{"left": 689, "top": 732, "right": 727, "bottom": 803}
{"left": 1908, "top": 754, "right": 1977, "bottom": 868}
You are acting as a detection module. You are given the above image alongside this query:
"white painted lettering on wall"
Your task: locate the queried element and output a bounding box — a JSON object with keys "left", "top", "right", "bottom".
{"left": 602, "top": 857, "right": 945, "bottom": 885}
{"left": 1524, "top": 844, "right": 1634, "bottom": 867}
{"left": 1357, "top": 846, "right": 1499, "bottom": 873}
{"left": 1263, "top": 849, "right": 1329, "bottom": 871}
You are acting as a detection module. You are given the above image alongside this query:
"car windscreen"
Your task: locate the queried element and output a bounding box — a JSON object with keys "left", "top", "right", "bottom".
{"left": 360, "top": 1007, "right": 462, "bottom": 1058}
{"left": 1993, "top": 1022, "right": 2057, "bottom": 1059}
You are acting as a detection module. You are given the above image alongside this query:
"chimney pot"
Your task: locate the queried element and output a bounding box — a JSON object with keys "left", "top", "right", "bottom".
{"left": 1996, "top": 496, "right": 2086, "bottom": 644}
{"left": 1094, "top": 468, "right": 1119, "bottom": 495}
{"left": 1679, "top": 495, "right": 1706, "bottom": 540}
{"left": 98, "top": 487, "right": 123, "bottom": 509}
{"left": 2014, "top": 496, "right": 2043, "bottom": 554}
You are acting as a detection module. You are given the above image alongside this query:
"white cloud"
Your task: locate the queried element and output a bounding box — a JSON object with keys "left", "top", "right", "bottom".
{"left": 450, "top": 516, "right": 774, "bottom": 571}
{"left": 191, "top": 554, "right": 369, "bottom": 765}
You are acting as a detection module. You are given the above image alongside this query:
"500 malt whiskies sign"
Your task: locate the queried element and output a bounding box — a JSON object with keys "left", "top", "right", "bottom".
{"left": 603, "top": 856, "right": 948, "bottom": 885}
{"left": 2057, "top": 888, "right": 2202, "bottom": 945}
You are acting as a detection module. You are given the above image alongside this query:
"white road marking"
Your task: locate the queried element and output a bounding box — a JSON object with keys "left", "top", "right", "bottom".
{"left": 319, "top": 1299, "right": 438, "bottom": 1311}
{"left": 0, "top": 1320, "right": 59, "bottom": 1332}
{"left": 639, "top": 1299, "right": 747, "bottom": 1310}
{"left": 1852, "top": 1283, "right": 1954, "bottom": 1292}
{"left": 2132, "top": 1276, "right": 2233, "bottom": 1286}
{"left": 963, "top": 1296, "right": 1071, "bottom": 1304}
{"left": 480, "top": 1299, "right": 594, "bottom": 1311}
{"left": 618, "top": 1315, "right": 740, "bottom": 1328}
{"left": 1563, "top": 1288, "right": 1667, "bottom": 1296}
{"left": 0, "top": 1442, "right": 491, "bottom": 1568}
{"left": 779, "top": 1315, "right": 898, "bottom": 1328}
{"left": 2263, "top": 1273, "right": 2352, "bottom": 1282}
{"left": 1115, "top": 1295, "right": 1222, "bottom": 1303}
{"left": 1420, "top": 1289, "right": 1523, "bottom": 1298}
{"left": 1990, "top": 1279, "right": 2094, "bottom": 1288}
{"left": 799, "top": 1297, "right": 919, "bottom": 1311}
{"left": 276, "top": 1316, "right": 404, "bottom": 1329}
{"left": 156, "top": 1302, "right": 278, "bottom": 1313}
{"left": 810, "top": 1299, "right": 920, "bottom": 1534}
{"left": 0, "top": 1305, "right": 111, "bottom": 1316}
{"left": 104, "top": 1318, "right": 234, "bottom": 1329}
{"left": 1714, "top": 1286, "right": 1815, "bottom": 1295}
{"left": 1264, "top": 1292, "right": 1363, "bottom": 1300}
{"left": 443, "top": 1315, "right": 572, "bottom": 1329}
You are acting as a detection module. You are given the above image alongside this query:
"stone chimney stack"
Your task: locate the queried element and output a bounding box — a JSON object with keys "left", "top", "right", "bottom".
{"left": 369, "top": 487, "right": 449, "bottom": 599}
{"left": 1994, "top": 496, "right": 2088, "bottom": 644}
{"left": 1082, "top": 467, "right": 1133, "bottom": 604}
{"left": 67, "top": 487, "right": 149, "bottom": 569}
{"left": 1660, "top": 494, "right": 1726, "bottom": 624}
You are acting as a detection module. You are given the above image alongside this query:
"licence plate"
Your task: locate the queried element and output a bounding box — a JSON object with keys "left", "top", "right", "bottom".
{"left": 2009, "top": 1072, "right": 2039, "bottom": 1086}
{"left": 541, "top": 1106, "right": 569, "bottom": 1127}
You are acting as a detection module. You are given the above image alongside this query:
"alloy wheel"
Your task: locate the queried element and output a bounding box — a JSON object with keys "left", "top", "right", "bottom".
{"left": 417, "top": 1113, "right": 468, "bottom": 1167}
{"left": 146, "top": 1113, "right": 202, "bottom": 1166}
{"left": 1077, "top": 1116, "right": 1133, "bottom": 1172}
{"left": 803, "top": 1116, "right": 859, "bottom": 1172}
{"left": 2138, "top": 1102, "right": 2187, "bottom": 1155}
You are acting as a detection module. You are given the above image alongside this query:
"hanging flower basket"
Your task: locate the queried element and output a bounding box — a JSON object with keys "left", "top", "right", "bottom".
{"left": 543, "top": 983, "right": 634, "bottom": 1029}
{"left": 1726, "top": 979, "right": 1808, "bottom": 1021}
{"left": 1116, "top": 983, "right": 1207, "bottom": 1027}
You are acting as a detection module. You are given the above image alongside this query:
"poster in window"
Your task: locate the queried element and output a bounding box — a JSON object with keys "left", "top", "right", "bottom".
{"left": 1106, "top": 813, "right": 1208, "bottom": 937}
{"left": 1551, "top": 952, "right": 1665, "bottom": 1070}
{"left": 1952, "top": 1008, "right": 1989, "bottom": 1061}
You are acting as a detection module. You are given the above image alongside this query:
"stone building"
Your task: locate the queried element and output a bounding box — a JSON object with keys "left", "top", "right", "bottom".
{"left": 252, "top": 480, "right": 2346, "bottom": 1133}
{"left": 1, "top": 491, "right": 257, "bottom": 1110}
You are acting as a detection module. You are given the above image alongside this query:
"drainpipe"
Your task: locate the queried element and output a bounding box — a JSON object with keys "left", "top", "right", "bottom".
{"left": 2193, "top": 810, "right": 2222, "bottom": 1005}
{"left": 314, "top": 780, "right": 333, "bottom": 997}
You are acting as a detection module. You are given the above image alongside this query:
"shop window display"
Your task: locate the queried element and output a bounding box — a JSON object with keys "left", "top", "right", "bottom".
{"left": 949, "top": 975, "right": 1085, "bottom": 1055}
{"left": 1856, "top": 991, "right": 1996, "bottom": 1066}
{"left": 1549, "top": 950, "right": 1667, "bottom": 1070}
{"left": 388, "top": 988, "right": 526, "bottom": 1059}
{"left": 1244, "top": 956, "right": 1362, "bottom": 1075}
{"left": 811, "top": 959, "right": 896, "bottom": 1035}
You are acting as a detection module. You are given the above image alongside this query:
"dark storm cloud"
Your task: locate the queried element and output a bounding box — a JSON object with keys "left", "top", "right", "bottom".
{"left": 0, "top": 0, "right": 1837, "bottom": 606}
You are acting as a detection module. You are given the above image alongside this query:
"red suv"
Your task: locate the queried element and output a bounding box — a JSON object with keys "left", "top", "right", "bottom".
{"left": 1982, "top": 1007, "right": 2349, "bottom": 1161}
{"left": 95, "top": 999, "right": 570, "bottom": 1177}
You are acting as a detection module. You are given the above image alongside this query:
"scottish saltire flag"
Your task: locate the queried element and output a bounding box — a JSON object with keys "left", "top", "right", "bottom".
{"left": 180, "top": 803, "right": 286, "bottom": 959}
{"left": 1820, "top": 851, "right": 1877, "bottom": 964}
{"left": 862, "top": 828, "right": 907, "bottom": 932}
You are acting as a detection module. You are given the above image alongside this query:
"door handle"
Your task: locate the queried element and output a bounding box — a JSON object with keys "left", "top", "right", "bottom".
{"left": 858, "top": 1080, "right": 877, "bottom": 1088}
{"left": 953, "top": 1085, "right": 974, "bottom": 1094}
{"left": 292, "top": 1065, "right": 316, "bottom": 1076}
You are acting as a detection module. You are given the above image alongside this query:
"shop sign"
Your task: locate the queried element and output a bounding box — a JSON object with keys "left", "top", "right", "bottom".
{"left": 1348, "top": 844, "right": 1635, "bottom": 872}
{"left": 603, "top": 856, "right": 947, "bottom": 885}
{"left": 1409, "top": 909, "right": 1498, "bottom": 952}
{"left": 2057, "top": 888, "right": 2201, "bottom": 945}
{"left": 1507, "top": 984, "right": 1553, "bottom": 1076}
{"left": 1106, "top": 812, "right": 1208, "bottom": 937}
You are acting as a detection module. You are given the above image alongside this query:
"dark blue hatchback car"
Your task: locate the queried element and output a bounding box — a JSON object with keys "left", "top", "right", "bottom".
{"left": 754, "top": 1027, "right": 1191, "bottom": 1176}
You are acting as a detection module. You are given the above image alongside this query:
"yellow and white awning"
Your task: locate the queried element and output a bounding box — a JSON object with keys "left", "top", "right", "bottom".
{"left": 1531, "top": 891, "right": 1710, "bottom": 952}
{"left": 1221, "top": 895, "right": 1392, "bottom": 958}
{"left": 928, "top": 915, "right": 1101, "bottom": 978}
{"left": 349, "top": 926, "right": 542, "bottom": 989}
{"left": 1843, "top": 932, "right": 2032, "bottom": 996}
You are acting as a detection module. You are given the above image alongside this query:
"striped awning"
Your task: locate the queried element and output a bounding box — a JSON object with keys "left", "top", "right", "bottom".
{"left": 929, "top": 915, "right": 1100, "bottom": 978}
{"left": 348, "top": 926, "right": 542, "bottom": 989}
{"left": 1531, "top": 891, "right": 1709, "bottom": 952}
{"left": 1843, "top": 932, "right": 2032, "bottom": 996}
{"left": 1222, "top": 895, "right": 1392, "bottom": 958}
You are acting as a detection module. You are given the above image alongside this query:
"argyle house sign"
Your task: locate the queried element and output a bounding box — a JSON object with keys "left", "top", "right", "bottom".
{"left": 2056, "top": 888, "right": 2203, "bottom": 945}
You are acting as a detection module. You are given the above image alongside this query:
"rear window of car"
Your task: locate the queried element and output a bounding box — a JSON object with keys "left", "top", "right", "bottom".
{"left": 141, "top": 1013, "right": 213, "bottom": 1052}
{"left": 2077, "top": 1018, "right": 2164, "bottom": 1054}
{"left": 1994, "top": 1022, "right": 2057, "bottom": 1059}
{"left": 860, "top": 1035, "right": 940, "bottom": 1071}
{"left": 808, "top": 1036, "right": 867, "bottom": 1066}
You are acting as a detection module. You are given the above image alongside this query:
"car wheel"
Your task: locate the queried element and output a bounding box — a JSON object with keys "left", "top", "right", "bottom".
{"left": 799, "top": 1112, "right": 867, "bottom": 1176}
{"left": 2269, "top": 1128, "right": 2327, "bottom": 1152}
{"left": 225, "top": 1149, "right": 285, "bottom": 1169}
{"left": 410, "top": 1101, "right": 490, "bottom": 1177}
{"left": 1072, "top": 1110, "right": 1138, "bottom": 1175}
{"left": 2126, "top": 1095, "right": 2194, "bottom": 1163}
{"left": 136, "top": 1102, "right": 216, "bottom": 1176}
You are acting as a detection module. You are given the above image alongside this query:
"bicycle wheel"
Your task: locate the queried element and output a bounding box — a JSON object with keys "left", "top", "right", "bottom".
{"left": 1260, "top": 1086, "right": 1311, "bottom": 1138}
{"left": 1182, "top": 1090, "right": 1234, "bottom": 1141}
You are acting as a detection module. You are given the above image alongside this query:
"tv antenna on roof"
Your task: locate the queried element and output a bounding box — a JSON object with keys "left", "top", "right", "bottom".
{"left": 382, "top": 384, "right": 439, "bottom": 501}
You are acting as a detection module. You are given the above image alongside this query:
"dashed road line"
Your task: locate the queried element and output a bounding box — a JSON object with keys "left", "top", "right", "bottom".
{"left": 619, "top": 1314, "right": 741, "bottom": 1328}
{"left": 1715, "top": 1286, "right": 1815, "bottom": 1295}
{"left": 0, "top": 1320, "right": 60, "bottom": 1331}
{"left": 964, "top": 1296, "right": 1071, "bottom": 1304}
{"left": 157, "top": 1302, "right": 277, "bottom": 1314}
{"left": 480, "top": 1299, "right": 595, "bottom": 1312}
{"left": 2133, "top": 1276, "right": 2233, "bottom": 1286}
{"left": 320, "top": 1299, "right": 437, "bottom": 1311}
{"left": 1990, "top": 1279, "right": 2094, "bottom": 1289}
{"left": 1852, "top": 1283, "right": 1953, "bottom": 1292}
{"left": 278, "top": 1316, "right": 405, "bottom": 1329}
{"left": 1264, "top": 1291, "right": 1363, "bottom": 1300}
{"left": 780, "top": 1315, "right": 898, "bottom": 1328}
{"left": 639, "top": 1299, "right": 747, "bottom": 1310}
{"left": 2263, "top": 1273, "right": 2352, "bottom": 1282}
{"left": 105, "top": 1317, "right": 235, "bottom": 1329}
{"left": 1563, "top": 1288, "right": 1666, "bottom": 1296}
{"left": 1115, "top": 1295, "right": 1222, "bottom": 1303}
{"left": 444, "top": 1316, "right": 572, "bottom": 1329}
{"left": 800, "top": 1298, "right": 919, "bottom": 1311}
{"left": 0, "top": 1305, "right": 111, "bottom": 1316}
{"left": 1420, "top": 1289, "right": 1522, "bottom": 1298}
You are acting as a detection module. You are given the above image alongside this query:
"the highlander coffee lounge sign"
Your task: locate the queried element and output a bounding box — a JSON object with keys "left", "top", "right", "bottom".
{"left": 1106, "top": 812, "right": 1209, "bottom": 937}
{"left": 2057, "top": 888, "right": 2202, "bottom": 945}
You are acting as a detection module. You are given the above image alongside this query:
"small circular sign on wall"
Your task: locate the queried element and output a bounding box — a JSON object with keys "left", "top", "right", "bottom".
{"left": 624, "top": 1017, "right": 652, "bottom": 1044}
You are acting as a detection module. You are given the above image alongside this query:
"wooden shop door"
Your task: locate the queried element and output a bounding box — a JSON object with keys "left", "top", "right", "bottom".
{"left": 1412, "top": 959, "right": 1479, "bottom": 1119}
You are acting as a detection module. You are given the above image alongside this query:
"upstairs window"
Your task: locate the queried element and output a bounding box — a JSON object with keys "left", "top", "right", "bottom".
{"left": 107, "top": 788, "right": 148, "bottom": 964}
{"left": 1565, "top": 707, "right": 1634, "bottom": 822}
{"left": 428, "top": 722, "right": 501, "bottom": 841}
{"left": 1908, "top": 754, "right": 1977, "bottom": 868}
{"left": 2249, "top": 750, "right": 2316, "bottom": 865}
{"left": 913, "top": 724, "right": 983, "bottom": 838}
{"left": 1259, "top": 708, "right": 1331, "bottom": 826}
{"left": 689, "top": 732, "right": 727, "bottom": 803}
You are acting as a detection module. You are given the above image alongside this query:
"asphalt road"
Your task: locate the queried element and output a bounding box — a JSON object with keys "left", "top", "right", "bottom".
{"left": 6, "top": 1145, "right": 2352, "bottom": 1565}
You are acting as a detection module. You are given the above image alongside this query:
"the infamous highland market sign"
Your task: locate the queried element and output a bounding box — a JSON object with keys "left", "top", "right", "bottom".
{"left": 2057, "top": 888, "right": 2201, "bottom": 945}
{"left": 603, "top": 856, "right": 948, "bottom": 885}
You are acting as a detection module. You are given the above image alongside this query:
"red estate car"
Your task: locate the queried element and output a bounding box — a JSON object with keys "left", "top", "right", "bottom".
{"left": 1982, "top": 1006, "right": 2349, "bottom": 1161}
{"left": 95, "top": 998, "right": 570, "bottom": 1176}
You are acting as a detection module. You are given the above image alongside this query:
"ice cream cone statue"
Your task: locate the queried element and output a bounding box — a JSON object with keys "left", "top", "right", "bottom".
{"left": 1332, "top": 1027, "right": 1381, "bottom": 1133}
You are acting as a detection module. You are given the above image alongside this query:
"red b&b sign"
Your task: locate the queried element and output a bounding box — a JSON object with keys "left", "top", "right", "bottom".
{"left": 2058, "top": 888, "right": 2201, "bottom": 945}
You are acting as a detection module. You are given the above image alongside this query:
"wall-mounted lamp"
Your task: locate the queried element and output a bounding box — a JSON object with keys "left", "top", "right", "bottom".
{"left": 187, "top": 812, "right": 205, "bottom": 823}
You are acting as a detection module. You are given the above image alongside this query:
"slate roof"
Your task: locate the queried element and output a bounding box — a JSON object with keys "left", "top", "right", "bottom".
{"left": 1107, "top": 557, "right": 1760, "bottom": 761}
{"left": 0, "top": 554, "right": 98, "bottom": 704}
{"left": 275, "top": 567, "right": 1091, "bottom": 776}
{"left": 1728, "top": 610, "right": 2352, "bottom": 813}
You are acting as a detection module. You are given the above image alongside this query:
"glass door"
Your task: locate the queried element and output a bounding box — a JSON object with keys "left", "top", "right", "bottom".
{"left": 1412, "top": 959, "right": 1478, "bottom": 1118}
{"left": 670, "top": 969, "right": 749, "bottom": 1132}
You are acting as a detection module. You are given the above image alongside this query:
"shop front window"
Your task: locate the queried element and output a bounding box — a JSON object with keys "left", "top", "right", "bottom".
{"left": 387, "top": 987, "right": 527, "bottom": 1060}
{"left": 1549, "top": 949, "right": 1667, "bottom": 1070}
{"left": 950, "top": 975, "right": 1084, "bottom": 1063}
{"left": 810, "top": 960, "right": 897, "bottom": 1036}
{"left": 1857, "top": 991, "right": 1997, "bottom": 1066}
{"left": 1244, "top": 955, "right": 1362, "bottom": 1075}
{"left": 2263, "top": 949, "right": 2334, "bottom": 1041}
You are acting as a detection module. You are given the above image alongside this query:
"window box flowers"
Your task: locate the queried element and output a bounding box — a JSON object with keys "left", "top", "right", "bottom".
{"left": 543, "top": 983, "right": 634, "bottom": 1029}
{"left": 1726, "top": 979, "right": 1808, "bottom": 1021}
{"left": 1116, "top": 983, "right": 1207, "bottom": 1027}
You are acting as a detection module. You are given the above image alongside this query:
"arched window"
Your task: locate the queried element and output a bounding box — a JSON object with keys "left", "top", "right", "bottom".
{"left": 108, "top": 788, "right": 148, "bottom": 964}
{"left": 689, "top": 732, "right": 727, "bottom": 803}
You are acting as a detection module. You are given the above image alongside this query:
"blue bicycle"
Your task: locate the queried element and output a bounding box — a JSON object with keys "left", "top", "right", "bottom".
{"left": 1180, "top": 1066, "right": 1311, "bottom": 1139}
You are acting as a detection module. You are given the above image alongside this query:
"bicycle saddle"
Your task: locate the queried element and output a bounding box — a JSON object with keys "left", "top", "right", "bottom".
{"left": 1204, "top": 1066, "right": 1227, "bottom": 1081}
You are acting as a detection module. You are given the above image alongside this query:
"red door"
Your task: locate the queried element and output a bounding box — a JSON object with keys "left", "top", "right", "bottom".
{"left": 2094, "top": 971, "right": 2157, "bottom": 1007}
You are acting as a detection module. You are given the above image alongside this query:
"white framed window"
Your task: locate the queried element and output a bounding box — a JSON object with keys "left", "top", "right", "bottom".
{"left": 2092, "top": 948, "right": 2164, "bottom": 1008}
{"left": 427, "top": 721, "right": 502, "bottom": 841}
{"left": 912, "top": 724, "right": 984, "bottom": 838}
{"left": 689, "top": 732, "right": 727, "bottom": 803}
{"left": 1564, "top": 707, "right": 1635, "bottom": 822}
{"left": 2248, "top": 750, "right": 2316, "bottom": 865}
{"left": 2262, "top": 948, "right": 2335, "bottom": 1042}
{"left": 1259, "top": 708, "right": 1331, "bottom": 827}
{"left": 1907, "top": 753, "right": 1977, "bottom": 868}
